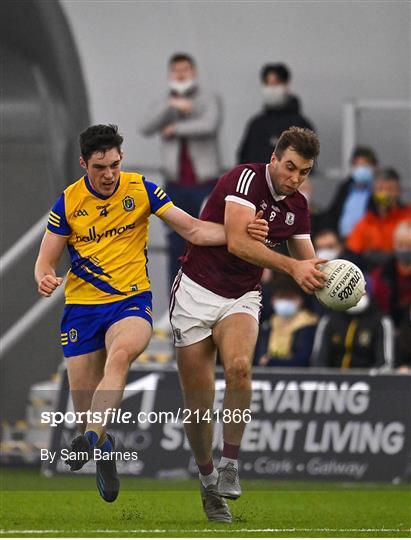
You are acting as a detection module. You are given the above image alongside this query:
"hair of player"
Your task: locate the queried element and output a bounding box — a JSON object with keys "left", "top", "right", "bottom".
{"left": 375, "top": 167, "right": 401, "bottom": 183}
{"left": 274, "top": 126, "right": 320, "bottom": 161}
{"left": 169, "top": 53, "right": 196, "bottom": 68}
{"left": 351, "top": 145, "right": 378, "bottom": 166}
{"left": 79, "top": 124, "right": 124, "bottom": 162}
{"left": 260, "top": 63, "right": 290, "bottom": 84}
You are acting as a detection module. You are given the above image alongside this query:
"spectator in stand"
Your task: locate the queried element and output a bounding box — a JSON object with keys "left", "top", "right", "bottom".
{"left": 237, "top": 63, "right": 314, "bottom": 164}
{"left": 140, "top": 53, "right": 222, "bottom": 292}
{"left": 313, "top": 228, "right": 363, "bottom": 268}
{"left": 256, "top": 276, "right": 318, "bottom": 368}
{"left": 311, "top": 292, "right": 395, "bottom": 369}
{"left": 347, "top": 168, "right": 411, "bottom": 270}
{"left": 322, "top": 146, "right": 378, "bottom": 239}
{"left": 369, "top": 220, "right": 411, "bottom": 327}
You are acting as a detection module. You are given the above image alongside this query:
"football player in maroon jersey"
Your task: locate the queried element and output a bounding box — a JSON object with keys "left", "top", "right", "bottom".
{"left": 169, "top": 127, "right": 327, "bottom": 522}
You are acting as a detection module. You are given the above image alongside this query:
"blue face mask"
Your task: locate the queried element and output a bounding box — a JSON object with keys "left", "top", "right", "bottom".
{"left": 273, "top": 299, "right": 299, "bottom": 318}
{"left": 352, "top": 165, "right": 374, "bottom": 185}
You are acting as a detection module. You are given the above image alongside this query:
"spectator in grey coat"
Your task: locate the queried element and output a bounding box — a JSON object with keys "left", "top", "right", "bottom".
{"left": 141, "top": 53, "right": 222, "bottom": 294}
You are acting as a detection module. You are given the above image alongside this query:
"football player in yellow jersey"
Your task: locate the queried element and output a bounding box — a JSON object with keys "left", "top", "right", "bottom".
{"left": 34, "top": 124, "right": 267, "bottom": 503}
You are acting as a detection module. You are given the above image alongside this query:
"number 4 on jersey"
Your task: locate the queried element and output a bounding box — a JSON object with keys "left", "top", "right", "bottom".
{"left": 97, "top": 204, "right": 110, "bottom": 217}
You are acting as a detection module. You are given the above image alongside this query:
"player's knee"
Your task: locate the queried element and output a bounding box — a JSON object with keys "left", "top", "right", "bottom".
{"left": 225, "top": 356, "right": 251, "bottom": 386}
{"left": 105, "top": 348, "right": 131, "bottom": 375}
{"left": 184, "top": 395, "right": 213, "bottom": 416}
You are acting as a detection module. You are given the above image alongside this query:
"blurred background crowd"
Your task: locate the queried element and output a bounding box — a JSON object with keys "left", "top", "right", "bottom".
{"left": 141, "top": 53, "right": 411, "bottom": 372}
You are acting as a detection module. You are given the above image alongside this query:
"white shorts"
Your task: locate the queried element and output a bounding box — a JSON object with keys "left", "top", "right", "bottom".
{"left": 169, "top": 272, "right": 262, "bottom": 347}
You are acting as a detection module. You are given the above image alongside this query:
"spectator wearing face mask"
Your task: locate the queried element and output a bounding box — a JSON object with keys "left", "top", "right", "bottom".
{"left": 346, "top": 168, "right": 411, "bottom": 270}
{"left": 140, "top": 53, "right": 222, "bottom": 294}
{"left": 313, "top": 228, "right": 364, "bottom": 271}
{"left": 311, "top": 292, "right": 395, "bottom": 369}
{"left": 369, "top": 220, "right": 411, "bottom": 327}
{"left": 237, "top": 63, "right": 314, "bottom": 164}
{"left": 321, "top": 146, "right": 378, "bottom": 239}
{"left": 256, "top": 277, "right": 318, "bottom": 368}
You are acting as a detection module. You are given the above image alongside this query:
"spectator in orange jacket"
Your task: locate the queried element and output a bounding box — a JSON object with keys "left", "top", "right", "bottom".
{"left": 346, "top": 168, "right": 411, "bottom": 270}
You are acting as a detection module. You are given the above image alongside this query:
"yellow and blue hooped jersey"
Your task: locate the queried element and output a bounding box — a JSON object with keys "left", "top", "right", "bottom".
{"left": 47, "top": 172, "right": 173, "bottom": 304}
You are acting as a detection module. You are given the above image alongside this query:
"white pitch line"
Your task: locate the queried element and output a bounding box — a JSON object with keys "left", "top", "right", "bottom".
{"left": 1, "top": 528, "right": 410, "bottom": 534}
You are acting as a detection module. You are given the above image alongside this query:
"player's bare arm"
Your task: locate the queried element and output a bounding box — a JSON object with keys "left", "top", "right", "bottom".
{"left": 35, "top": 232, "right": 67, "bottom": 297}
{"left": 159, "top": 205, "right": 268, "bottom": 246}
{"left": 287, "top": 236, "right": 317, "bottom": 260}
{"left": 225, "top": 201, "right": 326, "bottom": 294}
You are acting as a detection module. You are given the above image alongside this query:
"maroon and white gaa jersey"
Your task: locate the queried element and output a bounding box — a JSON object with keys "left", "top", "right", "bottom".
{"left": 182, "top": 163, "right": 311, "bottom": 298}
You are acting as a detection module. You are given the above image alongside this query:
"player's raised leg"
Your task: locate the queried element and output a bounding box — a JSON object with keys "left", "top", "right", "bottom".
{"left": 66, "top": 349, "right": 106, "bottom": 432}
{"left": 177, "top": 338, "right": 232, "bottom": 523}
{"left": 65, "top": 349, "right": 106, "bottom": 471}
{"left": 85, "top": 316, "right": 152, "bottom": 438}
{"left": 212, "top": 312, "right": 259, "bottom": 499}
{"left": 87, "top": 316, "right": 152, "bottom": 501}
{"left": 66, "top": 315, "right": 151, "bottom": 502}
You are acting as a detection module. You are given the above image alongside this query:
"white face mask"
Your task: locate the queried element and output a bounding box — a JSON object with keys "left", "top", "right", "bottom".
{"left": 169, "top": 79, "right": 196, "bottom": 95}
{"left": 273, "top": 299, "right": 299, "bottom": 318}
{"left": 316, "top": 248, "right": 340, "bottom": 261}
{"left": 347, "top": 294, "right": 370, "bottom": 315}
{"left": 261, "top": 84, "right": 287, "bottom": 107}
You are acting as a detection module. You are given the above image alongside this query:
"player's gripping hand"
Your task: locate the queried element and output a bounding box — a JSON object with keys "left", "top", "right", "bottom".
{"left": 247, "top": 210, "right": 269, "bottom": 243}
{"left": 290, "top": 258, "right": 328, "bottom": 294}
{"left": 38, "top": 275, "right": 63, "bottom": 297}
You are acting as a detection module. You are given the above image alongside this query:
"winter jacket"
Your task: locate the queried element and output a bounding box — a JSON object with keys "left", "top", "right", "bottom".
{"left": 258, "top": 309, "right": 318, "bottom": 367}
{"left": 237, "top": 95, "right": 314, "bottom": 164}
{"left": 347, "top": 205, "right": 411, "bottom": 254}
{"left": 370, "top": 256, "right": 411, "bottom": 327}
{"left": 140, "top": 88, "right": 222, "bottom": 183}
{"left": 321, "top": 177, "right": 370, "bottom": 234}
{"left": 311, "top": 304, "right": 394, "bottom": 369}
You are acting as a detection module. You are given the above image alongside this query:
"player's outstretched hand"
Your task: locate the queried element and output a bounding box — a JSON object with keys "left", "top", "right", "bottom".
{"left": 247, "top": 210, "right": 269, "bottom": 243}
{"left": 38, "top": 275, "right": 63, "bottom": 297}
{"left": 290, "top": 258, "right": 328, "bottom": 294}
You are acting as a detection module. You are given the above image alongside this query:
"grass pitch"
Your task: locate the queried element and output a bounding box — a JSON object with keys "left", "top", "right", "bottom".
{"left": 0, "top": 468, "right": 410, "bottom": 537}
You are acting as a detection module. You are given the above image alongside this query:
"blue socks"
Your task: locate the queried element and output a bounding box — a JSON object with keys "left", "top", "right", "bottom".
{"left": 98, "top": 436, "right": 113, "bottom": 455}
{"left": 84, "top": 431, "right": 113, "bottom": 455}
{"left": 84, "top": 430, "right": 99, "bottom": 449}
